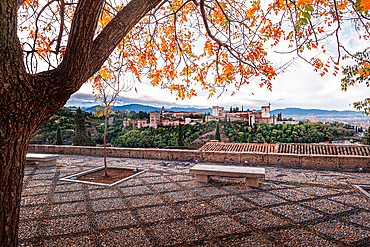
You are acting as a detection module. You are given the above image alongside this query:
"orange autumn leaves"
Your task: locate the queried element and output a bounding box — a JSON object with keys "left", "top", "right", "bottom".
{"left": 87, "top": 0, "right": 280, "bottom": 99}
{"left": 19, "top": 0, "right": 370, "bottom": 99}
{"left": 359, "top": 0, "right": 370, "bottom": 11}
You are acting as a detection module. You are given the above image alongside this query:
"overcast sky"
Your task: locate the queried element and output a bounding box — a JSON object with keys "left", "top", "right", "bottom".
{"left": 67, "top": 22, "right": 369, "bottom": 111}
{"left": 68, "top": 59, "right": 368, "bottom": 111}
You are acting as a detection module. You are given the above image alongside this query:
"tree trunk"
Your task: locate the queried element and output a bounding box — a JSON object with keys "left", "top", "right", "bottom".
{"left": 0, "top": 0, "right": 163, "bottom": 244}
{"left": 0, "top": 132, "right": 31, "bottom": 246}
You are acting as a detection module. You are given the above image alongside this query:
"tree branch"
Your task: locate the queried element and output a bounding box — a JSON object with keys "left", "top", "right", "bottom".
{"left": 87, "top": 0, "right": 163, "bottom": 79}
{"left": 59, "top": 0, "right": 105, "bottom": 79}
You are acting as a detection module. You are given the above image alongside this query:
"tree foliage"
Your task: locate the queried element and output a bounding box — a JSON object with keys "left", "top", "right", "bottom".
{"left": 364, "top": 127, "right": 370, "bottom": 145}
{"left": 177, "top": 123, "right": 185, "bottom": 146}
{"left": 56, "top": 126, "right": 63, "bottom": 145}
{"left": 115, "top": 122, "right": 217, "bottom": 148}
{"left": 342, "top": 49, "right": 370, "bottom": 114}
{"left": 215, "top": 122, "right": 221, "bottom": 141}
{"left": 72, "top": 107, "right": 92, "bottom": 146}
{"left": 31, "top": 107, "right": 98, "bottom": 145}
{"left": 223, "top": 121, "right": 356, "bottom": 144}
{"left": 18, "top": 0, "right": 370, "bottom": 101}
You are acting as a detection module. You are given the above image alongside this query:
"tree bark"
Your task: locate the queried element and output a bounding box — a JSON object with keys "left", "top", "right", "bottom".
{"left": 0, "top": 0, "right": 162, "bottom": 245}
{"left": 0, "top": 135, "right": 30, "bottom": 246}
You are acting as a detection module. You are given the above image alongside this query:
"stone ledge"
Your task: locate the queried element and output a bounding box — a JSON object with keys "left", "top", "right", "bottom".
{"left": 28, "top": 145, "right": 370, "bottom": 171}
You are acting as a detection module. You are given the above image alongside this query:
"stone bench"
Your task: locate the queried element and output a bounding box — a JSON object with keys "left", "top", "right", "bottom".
{"left": 189, "top": 164, "right": 265, "bottom": 187}
{"left": 26, "top": 153, "right": 59, "bottom": 167}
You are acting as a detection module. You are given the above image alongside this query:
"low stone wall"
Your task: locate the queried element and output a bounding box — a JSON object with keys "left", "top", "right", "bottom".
{"left": 29, "top": 145, "right": 370, "bottom": 171}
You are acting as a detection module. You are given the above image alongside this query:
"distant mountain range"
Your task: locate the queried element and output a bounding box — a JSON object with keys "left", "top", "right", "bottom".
{"left": 271, "top": 107, "right": 365, "bottom": 117}
{"left": 65, "top": 104, "right": 370, "bottom": 124}
{"left": 68, "top": 104, "right": 213, "bottom": 114}
{"left": 66, "top": 104, "right": 369, "bottom": 117}
{"left": 271, "top": 107, "right": 370, "bottom": 123}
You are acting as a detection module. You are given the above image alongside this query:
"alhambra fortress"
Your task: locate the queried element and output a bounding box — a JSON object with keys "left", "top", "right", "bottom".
{"left": 208, "top": 105, "right": 276, "bottom": 124}
{"left": 123, "top": 104, "right": 280, "bottom": 129}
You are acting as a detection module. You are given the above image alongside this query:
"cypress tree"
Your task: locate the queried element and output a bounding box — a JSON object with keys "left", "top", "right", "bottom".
{"left": 215, "top": 122, "right": 221, "bottom": 141}
{"left": 72, "top": 107, "right": 89, "bottom": 146}
{"left": 177, "top": 123, "right": 184, "bottom": 146}
{"left": 56, "top": 126, "right": 63, "bottom": 145}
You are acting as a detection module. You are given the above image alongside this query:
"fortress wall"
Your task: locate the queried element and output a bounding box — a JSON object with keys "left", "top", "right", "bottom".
{"left": 29, "top": 145, "right": 370, "bottom": 171}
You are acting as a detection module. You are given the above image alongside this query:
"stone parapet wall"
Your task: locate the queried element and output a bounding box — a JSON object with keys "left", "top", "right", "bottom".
{"left": 29, "top": 145, "right": 370, "bottom": 171}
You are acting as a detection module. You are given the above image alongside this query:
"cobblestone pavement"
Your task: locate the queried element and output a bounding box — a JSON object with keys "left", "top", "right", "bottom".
{"left": 19, "top": 155, "right": 370, "bottom": 246}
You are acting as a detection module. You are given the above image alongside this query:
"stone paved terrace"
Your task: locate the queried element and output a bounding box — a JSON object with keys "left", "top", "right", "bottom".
{"left": 19, "top": 155, "right": 370, "bottom": 246}
{"left": 201, "top": 142, "right": 370, "bottom": 156}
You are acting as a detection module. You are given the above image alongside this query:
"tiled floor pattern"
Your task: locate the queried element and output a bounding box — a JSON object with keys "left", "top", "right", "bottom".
{"left": 19, "top": 155, "right": 370, "bottom": 246}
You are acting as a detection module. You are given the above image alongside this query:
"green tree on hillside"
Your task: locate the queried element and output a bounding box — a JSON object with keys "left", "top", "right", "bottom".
{"left": 177, "top": 123, "right": 184, "bottom": 146}
{"left": 365, "top": 128, "right": 370, "bottom": 145}
{"left": 56, "top": 126, "right": 63, "bottom": 145}
{"left": 215, "top": 122, "right": 221, "bottom": 142}
{"left": 72, "top": 108, "right": 90, "bottom": 146}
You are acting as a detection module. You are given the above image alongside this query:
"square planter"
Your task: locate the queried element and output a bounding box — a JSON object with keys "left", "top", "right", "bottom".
{"left": 60, "top": 166, "right": 147, "bottom": 186}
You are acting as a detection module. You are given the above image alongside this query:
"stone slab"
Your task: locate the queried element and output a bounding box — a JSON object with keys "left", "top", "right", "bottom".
{"left": 245, "top": 178, "right": 259, "bottom": 187}
{"left": 189, "top": 164, "right": 265, "bottom": 178}
{"left": 26, "top": 153, "right": 59, "bottom": 167}
{"left": 195, "top": 174, "right": 210, "bottom": 183}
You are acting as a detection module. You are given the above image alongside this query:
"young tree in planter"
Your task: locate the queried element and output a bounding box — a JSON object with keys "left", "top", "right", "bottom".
{"left": 56, "top": 126, "right": 63, "bottom": 145}
{"left": 2, "top": 0, "right": 370, "bottom": 244}
{"left": 91, "top": 61, "right": 134, "bottom": 177}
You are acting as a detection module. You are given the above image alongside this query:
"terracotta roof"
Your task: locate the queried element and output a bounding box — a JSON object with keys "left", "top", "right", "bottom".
{"left": 200, "top": 142, "right": 276, "bottom": 153}
{"left": 200, "top": 142, "right": 370, "bottom": 156}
